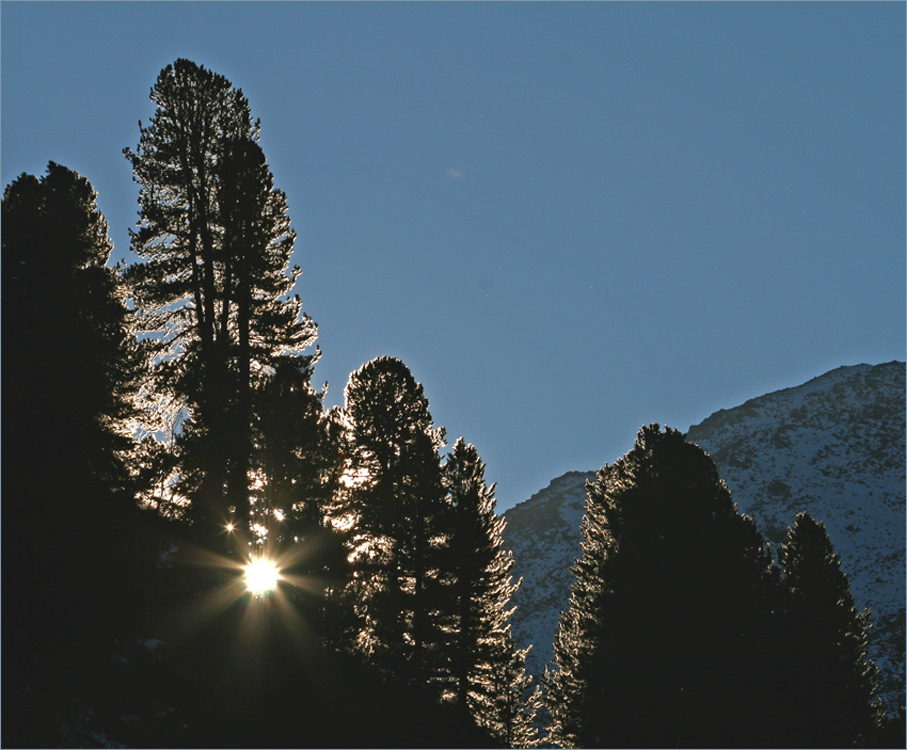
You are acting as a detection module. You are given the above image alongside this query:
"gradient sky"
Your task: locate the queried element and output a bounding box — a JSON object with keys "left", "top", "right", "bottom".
{"left": 3, "top": 2, "right": 904, "bottom": 511}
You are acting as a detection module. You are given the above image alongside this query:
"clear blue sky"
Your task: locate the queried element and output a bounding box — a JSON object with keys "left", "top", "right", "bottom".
{"left": 3, "top": 1, "right": 904, "bottom": 511}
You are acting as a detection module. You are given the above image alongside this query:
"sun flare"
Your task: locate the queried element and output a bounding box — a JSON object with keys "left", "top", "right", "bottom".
{"left": 244, "top": 556, "right": 280, "bottom": 596}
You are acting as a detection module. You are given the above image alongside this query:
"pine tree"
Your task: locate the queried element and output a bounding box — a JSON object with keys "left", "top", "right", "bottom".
{"left": 444, "top": 438, "right": 539, "bottom": 744}
{"left": 545, "top": 425, "right": 778, "bottom": 748}
{"left": 778, "top": 512, "right": 885, "bottom": 747}
{"left": 3, "top": 163, "right": 143, "bottom": 503}
{"left": 2, "top": 163, "right": 146, "bottom": 704}
{"left": 484, "top": 629, "right": 543, "bottom": 748}
{"left": 123, "top": 59, "right": 316, "bottom": 543}
{"left": 330, "top": 357, "right": 450, "bottom": 689}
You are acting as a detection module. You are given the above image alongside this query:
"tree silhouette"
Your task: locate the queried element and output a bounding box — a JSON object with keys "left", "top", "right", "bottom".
{"left": 777, "top": 512, "right": 885, "bottom": 747}
{"left": 443, "top": 438, "right": 540, "bottom": 744}
{"left": 124, "top": 59, "right": 316, "bottom": 545}
{"left": 485, "top": 629, "right": 543, "bottom": 748}
{"left": 330, "top": 357, "right": 451, "bottom": 690}
{"left": 4, "top": 163, "right": 142, "bottom": 502}
{"left": 2, "top": 163, "right": 148, "bottom": 738}
{"left": 545, "top": 425, "right": 779, "bottom": 748}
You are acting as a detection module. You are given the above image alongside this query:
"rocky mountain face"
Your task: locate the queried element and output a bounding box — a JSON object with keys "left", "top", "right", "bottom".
{"left": 503, "top": 361, "right": 905, "bottom": 713}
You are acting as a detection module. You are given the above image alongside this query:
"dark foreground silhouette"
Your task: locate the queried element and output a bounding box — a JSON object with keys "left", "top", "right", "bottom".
{"left": 4, "top": 516, "right": 497, "bottom": 748}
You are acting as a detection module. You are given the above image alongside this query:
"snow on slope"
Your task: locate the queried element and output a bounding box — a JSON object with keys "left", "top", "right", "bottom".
{"left": 503, "top": 471, "right": 592, "bottom": 680}
{"left": 504, "top": 361, "right": 905, "bottom": 712}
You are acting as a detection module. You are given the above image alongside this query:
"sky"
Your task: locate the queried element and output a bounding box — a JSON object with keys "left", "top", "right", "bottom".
{"left": 3, "top": 1, "right": 905, "bottom": 511}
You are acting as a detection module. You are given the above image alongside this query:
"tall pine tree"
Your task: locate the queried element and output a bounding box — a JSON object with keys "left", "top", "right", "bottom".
{"left": 545, "top": 425, "right": 779, "bottom": 748}
{"left": 777, "top": 512, "right": 884, "bottom": 747}
{"left": 124, "top": 59, "right": 316, "bottom": 544}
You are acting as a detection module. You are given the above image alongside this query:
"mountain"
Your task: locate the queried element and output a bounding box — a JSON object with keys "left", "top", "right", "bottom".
{"left": 503, "top": 361, "right": 905, "bottom": 713}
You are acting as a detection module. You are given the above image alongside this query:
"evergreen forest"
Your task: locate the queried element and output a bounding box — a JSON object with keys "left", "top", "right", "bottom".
{"left": 3, "top": 60, "right": 902, "bottom": 749}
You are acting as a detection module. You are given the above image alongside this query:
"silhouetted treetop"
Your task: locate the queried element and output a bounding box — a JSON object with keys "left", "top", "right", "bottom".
{"left": 124, "top": 59, "right": 317, "bottom": 539}
{"left": 777, "top": 512, "right": 884, "bottom": 747}
{"left": 3, "top": 162, "right": 142, "bottom": 499}
{"left": 545, "top": 424, "right": 779, "bottom": 748}
{"left": 330, "top": 356, "right": 449, "bottom": 685}
{"left": 3, "top": 162, "right": 147, "bottom": 704}
{"left": 444, "top": 437, "right": 540, "bottom": 746}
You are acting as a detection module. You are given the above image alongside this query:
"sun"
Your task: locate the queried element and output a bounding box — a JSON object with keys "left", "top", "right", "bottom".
{"left": 244, "top": 556, "right": 280, "bottom": 596}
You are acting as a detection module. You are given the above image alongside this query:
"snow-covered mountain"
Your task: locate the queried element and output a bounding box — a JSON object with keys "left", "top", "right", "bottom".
{"left": 504, "top": 361, "right": 905, "bottom": 712}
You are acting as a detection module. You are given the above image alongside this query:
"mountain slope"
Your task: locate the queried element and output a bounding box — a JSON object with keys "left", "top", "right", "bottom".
{"left": 504, "top": 361, "right": 905, "bottom": 712}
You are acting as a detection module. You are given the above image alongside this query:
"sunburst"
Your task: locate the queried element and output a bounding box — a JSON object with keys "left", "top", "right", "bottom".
{"left": 244, "top": 556, "right": 280, "bottom": 596}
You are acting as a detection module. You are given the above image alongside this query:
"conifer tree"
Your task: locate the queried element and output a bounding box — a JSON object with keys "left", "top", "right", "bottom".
{"left": 545, "top": 425, "right": 778, "bottom": 748}
{"left": 778, "top": 512, "right": 884, "bottom": 747}
{"left": 331, "top": 357, "right": 450, "bottom": 689}
{"left": 484, "top": 629, "right": 543, "bottom": 748}
{"left": 2, "top": 163, "right": 146, "bottom": 688}
{"left": 443, "top": 438, "right": 539, "bottom": 744}
{"left": 123, "top": 59, "right": 316, "bottom": 543}
{"left": 4, "top": 163, "right": 143, "bottom": 503}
